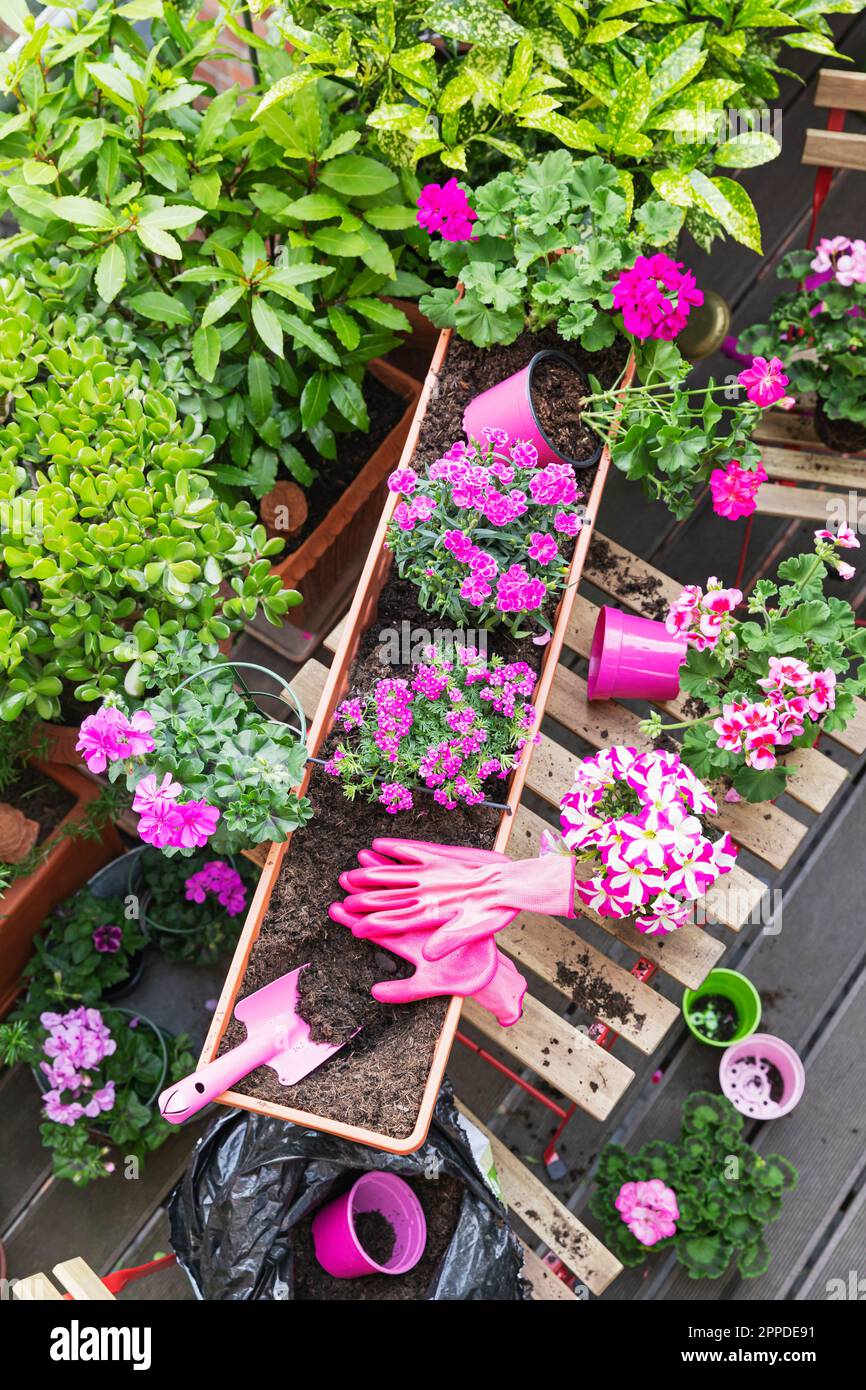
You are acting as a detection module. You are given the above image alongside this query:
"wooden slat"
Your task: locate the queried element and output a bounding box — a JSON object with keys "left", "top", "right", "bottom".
{"left": 457, "top": 1102, "right": 621, "bottom": 1294}
{"left": 323, "top": 616, "right": 347, "bottom": 655}
{"left": 519, "top": 1242, "right": 579, "bottom": 1300}
{"left": 13, "top": 1273, "right": 64, "bottom": 1300}
{"left": 760, "top": 444, "right": 866, "bottom": 488}
{"left": 585, "top": 533, "right": 681, "bottom": 612}
{"left": 753, "top": 410, "right": 823, "bottom": 448}
{"left": 815, "top": 67, "right": 866, "bottom": 112}
{"left": 501, "top": 911, "right": 679, "bottom": 1054}
{"left": 803, "top": 128, "right": 866, "bottom": 171}
{"left": 53, "top": 1257, "right": 115, "bottom": 1301}
{"left": 288, "top": 657, "right": 329, "bottom": 722}
{"left": 781, "top": 745, "right": 847, "bottom": 813}
{"left": 462, "top": 992, "right": 634, "bottom": 1122}
{"left": 755, "top": 480, "right": 838, "bottom": 521}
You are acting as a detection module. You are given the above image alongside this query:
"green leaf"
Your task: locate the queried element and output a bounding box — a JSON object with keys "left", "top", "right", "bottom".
{"left": 201, "top": 284, "right": 245, "bottom": 328}
{"left": 52, "top": 195, "right": 117, "bottom": 230}
{"left": 318, "top": 155, "right": 398, "bottom": 197}
{"left": 128, "top": 291, "right": 192, "bottom": 326}
{"left": 86, "top": 61, "right": 136, "bottom": 112}
{"left": 647, "top": 25, "right": 708, "bottom": 108}
{"left": 136, "top": 224, "right": 182, "bottom": 258}
{"left": 192, "top": 324, "right": 221, "bottom": 382}
{"left": 22, "top": 159, "right": 57, "bottom": 186}
{"left": 282, "top": 192, "right": 346, "bottom": 221}
{"left": 345, "top": 297, "right": 410, "bottom": 331}
{"left": 95, "top": 242, "right": 126, "bottom": 304}
{"left": 606, "top": 66, "right": 652, "bottom": 147}
{"left": 251, "top": 297, "right": 284, "bottom": 356}
{"left": 424, "top": 0, "right": 525, "bottom": 45}
{"left": 139, "top": 204, "right": 205, "bottom": 230}
{"left": 688, "top": 171, "right": 762, "bottom": 252}
{"left": 283, "top": 314, "right": 341, "bottom": 366}
{"left": 363, "top": 205, "right": 419, "bottom": 230}
{"left": 300, "top": 372, "right": 331, "bottom": 430}
{"left": 585, "top": 19, "right": 637, "bottom": 41}
{"left": 254, "top": 70, "right": 318, "bottom": 121}
{"left": 247, "top": 352, "right": 273, "bottom": 423}
{"left": 715, "top": 131, "right": 781, "bottom": 169}
{"left": 7, "top": 185, "right": 58, "bottom": 220}
{"left": 327, "top": 306, "right": 361, "bottom": 351}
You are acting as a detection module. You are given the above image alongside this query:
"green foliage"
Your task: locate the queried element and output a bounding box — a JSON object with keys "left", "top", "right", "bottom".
{"left": 420, "top": 152, "right": 681, "bottom": 349}
{"left": 0, "top": 328, "right": 298, "bottom": 722}
{"left": 739, "top": 247, "right": 866, "bottom": 427}
{"left": 0, "top": 1, "right": 426, "bottom": 496}
{"left": 267, "top": 0, "right": 856, "bottom": 249}
{"left": 590, "top": 1091, "right": 798, "bottom": 1279}
{"left": 140, "top": 846, "right": 257, "bottom": 964}
{"left": 23, "top": 887, "right": 148, "bottom": 1007}
{"left": 112, "top": 652, "right": 313, "bottom": 854}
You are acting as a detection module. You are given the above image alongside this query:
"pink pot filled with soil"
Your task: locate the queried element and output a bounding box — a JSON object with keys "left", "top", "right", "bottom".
{"left": 462, "top": 350, "right": 602, "bottom": 470}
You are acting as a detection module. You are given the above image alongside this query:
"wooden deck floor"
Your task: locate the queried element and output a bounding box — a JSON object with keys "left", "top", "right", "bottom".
{"left": 2, "top": 14, "right": 865, "bottom": 1301}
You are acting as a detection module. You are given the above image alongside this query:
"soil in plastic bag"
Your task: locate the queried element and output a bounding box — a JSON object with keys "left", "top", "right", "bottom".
{"left": 169, "top": 1085, "right": 530, "bottom": 1301}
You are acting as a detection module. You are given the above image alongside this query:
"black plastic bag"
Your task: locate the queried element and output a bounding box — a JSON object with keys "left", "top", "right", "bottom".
{"left": 169, "top": 1085, "right": 530, "bottom": 1300}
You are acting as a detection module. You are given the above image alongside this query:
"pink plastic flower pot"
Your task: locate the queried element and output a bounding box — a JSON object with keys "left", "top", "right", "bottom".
{"left": 462, "top": 349, "right": 602, "bottom": 470}
{"left": 587, "top": 606, "right": 687, "bottom": 702}
{"left": 719, "top": 1032, "right": 806, "bottom": 1120}
{"left": 311, "top": 1172, "right": 427, "bottom": 1279}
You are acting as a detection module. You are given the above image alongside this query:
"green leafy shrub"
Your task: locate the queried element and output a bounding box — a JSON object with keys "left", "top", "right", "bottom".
{"left": 0, "top": 329, "right": 297, "bottom": 722}
{"left": 139, "top": 846, "right": 257, "bottom": 963}
{"left": 590, "top": 1092, "right": 798, "bottom": 1280}
{"left": 0, "top": 1, "right": 429, "bottom": 497}
{"left": 23, "top": 886, "right": 148, "bottom": 1007}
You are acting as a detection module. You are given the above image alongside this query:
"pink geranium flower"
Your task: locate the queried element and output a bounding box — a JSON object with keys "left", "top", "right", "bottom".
{"left": 738, "top": 356, "right": 790, "bottom": 407}
{"left": 137, "top": 796, "right": 185, "bottom": 848}
{"left": 75, "top": 706, "right": 129, "bottom": 774}
{"left": 616, "top": 1179, "right": 679, "bottom": 1245}
{"left": 416, "top": 179, "right": 477, "bottom": 242}
{"left": 612, "top": 254, "right": 703, "bottom": 341}
{"left": 709, "top": 461, "right": 768, "bottom": 520}
{"left": 122, "top": 709, "right": 156, "bottom": 758}
{"left": 132, "top": 772, "right": 182, "bottom": 813}
{"left": 173, "top": 799, "right": 221, "bottom": 849}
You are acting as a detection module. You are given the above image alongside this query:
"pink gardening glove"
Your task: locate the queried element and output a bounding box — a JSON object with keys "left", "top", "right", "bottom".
{"left": 335, "top": 838, "right": 576, "bottom": 962}
{"left": 334, "top": 901, "right": 527, "bottom": 1026}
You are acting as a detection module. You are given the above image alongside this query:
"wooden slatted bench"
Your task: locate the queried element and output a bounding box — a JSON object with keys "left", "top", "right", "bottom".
{"left": 750, "top": 404, "right": 866, "bottom": 525}
{"left": 803, "top": 68, "right": 866, "bottom": 173}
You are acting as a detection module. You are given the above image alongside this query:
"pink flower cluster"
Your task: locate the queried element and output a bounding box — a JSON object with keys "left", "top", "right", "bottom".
{"left": 811, "top": 236, "right": 866, "bottom": 287}
{"left": 387, "top": 433, "right": 584, "bottom": 627}
{"left": 615, "top": 1179, "right": 679, "bottom": 1246}
{"left": 39, "top": 1007, "right": 116, "bottom": 1127}
{"left": 76, "top": 705, "right": 156, "bottom": 774}
{"left": 611, "top": 254, "right": 703, "bottom": 341}
{"left": 416, "top": 178, "right": 477, "bottom": 242}
{"left": 665, "top": 578, "right": 742, "bottom": 651}
{"left": 709, "top": 460, "right": 768, "bottom": 521}
{"left": 327, "top": 646, "right": 537, "bottom": 813}
{"left": 737, "top": 356, "right": 792, "bottom": 409}
{"left": 184, "top": 861, "right": 247, "bottom": 917}
{"left": 558, "top": 747, "right": 736, "bottom": 936}
{"left": 713, "top": 658, "right": 837, "bottom": 771}
{"left": 132, "top": 772, "right": 220, "bottom": 851}
{"left": 815, "top": 523, "right": 860, "bottom": 580}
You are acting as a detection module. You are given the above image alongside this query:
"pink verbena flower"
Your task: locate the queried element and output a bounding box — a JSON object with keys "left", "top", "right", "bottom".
{"left": 612, "top": 254, "right": 703, "bottom": 341}
{"left": 379, "top": 781, "right": 413, "bottom": 814}
{"left": 710, "top": 460, "right": 768, "bottom": 520}
{"left": 738, "top": 356, "right": 790, "bottom": 407}
{"left": 416, "top": 179, "right": 477, "bottom": 242}
{"left": 92, "top": 924, "right": 123, "bottom": 954}
{"left": 615, "top": 1179, "right": 679, "bottom": 1245}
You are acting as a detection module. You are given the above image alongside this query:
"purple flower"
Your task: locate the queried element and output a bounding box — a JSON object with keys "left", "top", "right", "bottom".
{"left": 379, "top": 781, "right": 414, "bottom": 814}
{"left": 185, "top": 861, "right": 247, "bottom": 915}
{"left": 92, "top": 924, "right": 123, "bottom": 954}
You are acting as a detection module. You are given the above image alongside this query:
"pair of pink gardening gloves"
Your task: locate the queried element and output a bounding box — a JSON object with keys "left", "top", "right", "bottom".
{"left": 329, "top": 839, "right": 577, "bottom": 1027}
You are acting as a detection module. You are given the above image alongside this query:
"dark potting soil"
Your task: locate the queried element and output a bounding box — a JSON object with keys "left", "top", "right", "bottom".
{"left": 814, "top": 398, "right": 866, "bottom": 456}
{"left": 354, "top": 1209, "right": 396, "bottom": 1265}
{"left": 5, "top": 765, "right": 75, "bottom": 848}
{"left": 766, "top": 1061, "right": 785, "bottom": 1104}
{"left": 693, "top": 995, "right": 739, "bottom": 1042}
{"left": 294, "top": 1173, "right": 464, "bottom": 1301}
{"left": 273, "top": 375, "right": 406, "bottom": 553}
{"left": 531, "top": 356, "right": 600, "bottom": 463}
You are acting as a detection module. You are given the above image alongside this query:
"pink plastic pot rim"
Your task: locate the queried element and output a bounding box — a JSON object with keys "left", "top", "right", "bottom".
{"left": 719, "top": 1032, "right": 806, "bottom": 1120}
{"left": 312, "top": 1172, "right": 428, "bottom": 1278}
{"left": 526, "top": 350, "right": 603, "bottom": 471}
{"left": 587, "top": 605, "right": 622, "bottom": 701}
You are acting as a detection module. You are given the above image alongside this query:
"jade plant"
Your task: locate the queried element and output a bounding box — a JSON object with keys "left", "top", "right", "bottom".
{"left": 0, "top": 0, "right": 428, "bottom": 497}
{"left": 643, "top": 532, "right": 866, "bottom": 801}
{"left": 0, "top": 327, "right": 298, "bottom": 723}
{"left": 268, "top": 0, "right": 854, "bottom": 250}
{"left": 739, "top": 240, "right": 866, "bottom": 449}
{"left": 419, "top": 152, "right": 682, "bottom": 352}
{"left": 590, "top": 1091, "right": 798, "bottom": 1279}
{"left": 0, "top": 1004, "right": 194, "bottom": 1186}
{"left": 23, "top": 887, "right": 148, "bottom": 1008}
{"left": 324, "top": 644, "right": 538, "bottom": 812}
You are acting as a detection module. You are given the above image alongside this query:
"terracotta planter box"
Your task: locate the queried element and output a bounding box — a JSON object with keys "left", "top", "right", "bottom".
{"left": 201, "top": 328, "right": 634, "bottom": 1153}
{"left": 253, "top": 358, "right": 421, "bottom": 661}
{"left": 0, "top": 762, "right": 123, "bottom": 1017}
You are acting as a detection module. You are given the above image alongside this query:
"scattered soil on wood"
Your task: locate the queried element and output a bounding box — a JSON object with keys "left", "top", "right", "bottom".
{"left": 5, "top": 766, "right": 75, "bottom": 848}
{"left": 814, "top": 398, "right": 866, "bottom": 455}
{"left": 293, "top": 1173, "right": 464, "bottom": 1301}
{"left": 531, "top": 356, "right": 600, "bottom": 463}
{"left": 355, "top": 1208, "right": 396, "bottom": 1265}
{"left": 276, "top": 375, "right": 407, "bottom": 552}
{"left": 555, "top": 951, "right": 645, "bottom": 1030}
{"left": 587, "top": 534, "right": 669, "bottom": 622}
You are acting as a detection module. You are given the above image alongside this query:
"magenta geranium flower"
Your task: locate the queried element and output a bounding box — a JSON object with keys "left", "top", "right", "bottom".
{"left": 416, "top": 178, "right": 477, "bottom": 242}
{"left": 615, "top": 1179, "right": 679, "bottom": 1245}
{"left": 612, "top": 254, "right": 703, "bottom": 341}
{"left": 174, "top": 799, "right": 221, "bottom": 849}
{"left": 76, "top": 706, "right": 130, "bottom": 774}
{"left": 738, "top": 355, "right": 790, "bottom": 407}
{"left": 709, "top": 461, "right": 768, "bottom": 520}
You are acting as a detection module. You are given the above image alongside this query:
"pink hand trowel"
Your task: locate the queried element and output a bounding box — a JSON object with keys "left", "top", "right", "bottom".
{"left": 158, "top": 965, "right": 350, "bottom": 1124}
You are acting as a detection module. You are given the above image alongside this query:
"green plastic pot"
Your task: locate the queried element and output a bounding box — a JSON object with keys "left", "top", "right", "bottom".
{"left": 682, "top": 968, "right": 762, "bottom": 1048}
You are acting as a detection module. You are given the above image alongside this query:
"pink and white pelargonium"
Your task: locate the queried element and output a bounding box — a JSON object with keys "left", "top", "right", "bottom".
{"left": 77, "top": 703, "right": 220, "bottom": 853}
{"left": 666, "top": 577, "right": 743, "bottom": 653}
{"left": 554, "top": 746, "right": 736, "bottom": 937}
{"left": 711, "top": 656, "right": 838, "bottom": 771}
{"left": 616, "top": 1179, "right": 679, "bottom": 1246}
{"left": 386, "top": 432, "right": 585, "bottom": 637}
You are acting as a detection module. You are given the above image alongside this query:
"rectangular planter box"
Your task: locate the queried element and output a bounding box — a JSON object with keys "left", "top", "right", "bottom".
{"left": 201, "top": 327, "right": 634, "bottom": 1152}
{"left": 0, "top": 762, "right": 123, "bottom": 1017}
{"left": 252, "top": 358, "right": 421, "bottom": 660}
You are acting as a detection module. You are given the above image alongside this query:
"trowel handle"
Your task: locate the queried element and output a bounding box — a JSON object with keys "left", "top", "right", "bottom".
{"left": 158, "top": 1032, "right": 273, "bottom": 1124}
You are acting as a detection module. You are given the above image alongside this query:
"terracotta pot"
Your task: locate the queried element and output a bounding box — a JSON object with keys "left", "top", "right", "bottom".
{"left": 0, "top": 762, "right": 123, "bottom": 1018}
{"left": 251, "top": 359, "right": 421, "bottom": 662}
{"left": 383, "top": 299, "right": 440, "bottom": 383}
{"left": 201, "top": 329, "right": 636, "bottom": 1154}
{"left": 32, "top": 719, "right": 81, "bottom": 767}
